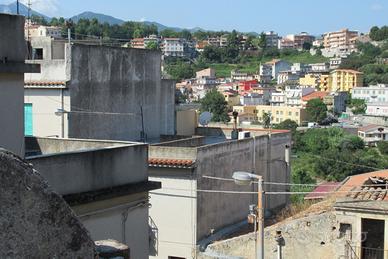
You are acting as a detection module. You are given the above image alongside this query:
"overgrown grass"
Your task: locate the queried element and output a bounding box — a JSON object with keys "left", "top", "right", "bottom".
{"left": 207, "top": 52, "right": 329, "bottom": 78}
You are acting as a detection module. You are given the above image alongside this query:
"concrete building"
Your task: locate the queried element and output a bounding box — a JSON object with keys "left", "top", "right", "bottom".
{"left": 324, "top": 69, "right": 363, "bottom": 92}
{"left": 323, "top": 28, "right": 358, "bottom": 50}
{"left": 161, "top": 38, "right": 195, "bottom": 58}
{"left": 264, "top": 31, "right": 280, "bottom": 48}
{"left": 148, "top": 128, "right": 291, "bottom": 259}
{"left": 130, "top": 38, "right": 145, "bottom": 49}
{"left": 207, "top": 35, "right": 228, "bottom": 48}
{"left": 277, "top": 70, "right": 300, "bottom": 84}
{"left": 329, "top": 57, "right": 345, "bottom": 69}
{"left": 279, "top": 32, "right": 314, "bottom": 49}
{"left": 271, "top": 86, "right": 315, "bottom": 107}
{"left": 223, "top": 91, "right": 241, "bottom": 107}
{"left": 310, "top": 62, "right": 330, "bottom": 73}
{"left": 366, "top": 103, "right": 388, "bottom": 117}
{"left": 0, "top": 14, "right": 39, "bottom": 157}
{"left": 240, "top": 92, "right": 266, "bottom": 106}
{"left": 352, "top": 84, "right": 388, "bottom": 103}
{"left": 323, "top": 91, "right": 349, "bottom": 114}
{"left": 25, "top": 24, "right": 63, "bottom": 39}
{"left": 231, "top": 70, "right": 254, "bottom": 81}
{"left": 25, "top": 137, "right": 161, "bottom": 258}
{"left": 358, "top": 124, "right": 388, "bottom": 146}
{"left": 24, "top": 38, "right": 176, "bottom": 142}
{"left": 259, "top": 59, "right": 291, "bottom": 80}
{"left": 256, "top": 105, "right": 308, "bottom": 125}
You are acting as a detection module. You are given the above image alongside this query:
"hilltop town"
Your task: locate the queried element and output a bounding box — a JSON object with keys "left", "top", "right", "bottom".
{"left": 1, "top": 1, "right": 388, "bottom": 259}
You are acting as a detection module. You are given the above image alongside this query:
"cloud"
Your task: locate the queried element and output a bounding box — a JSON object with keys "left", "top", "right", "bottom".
{"left": 370, "top": 3, "right": 383, "bottom": 11}
{"left": 21, "top": 0, "right": 59, "bottom": 16}
{"left": 140, "top": 17, "right": 147, "bottom": 22}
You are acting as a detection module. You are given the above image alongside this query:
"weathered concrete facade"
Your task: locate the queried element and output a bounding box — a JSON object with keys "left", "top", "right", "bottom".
{"left": 149, "top": 130, "right": 291, "bottom": 259}
{"left": 25, "top": 137, "right": 160, "bottom": 259}
{"left": 0, "top": 149, "right": 95, "bottom": 258}
{"left": 25, "top": 41, "right": 176, "bottom": 141}
{"left": 0, "top": 14, "right": 39, "bottom": 156}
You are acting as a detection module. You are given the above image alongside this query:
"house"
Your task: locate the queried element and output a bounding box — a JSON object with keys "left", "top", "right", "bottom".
{"left": 323, "top": 91, "right": 349, "bottom": 114}
{"left": 352, "top": 84, "right": 388, "bottom": 104}
{"left": 366, "top": 103, "right": 388, "bottom": 117}
{"left": 358, "top": 124, "right": 388, "bottom": 146}
{"left": 329, "top": 57, "right": 346, "bottom": 69}
{"left": 0, "top": 14, "right": 40, "bottom": 157}
{"left": 148, "top": 128, "right": 291, "bottom": 259}
{"left": 334, "top": 171, "right": 388, "bottom": 258}
{"left": 24, "top": 38, "right": 176, "bottom": 142}
{"left": 160, "top": 38, "right": 195, "bottom": 58}
{"left": 323, "top": 69, "right": 363, "bottom": 92}
{"left": 259, "top": 59, "right": 291, "bottom": 80}
{"left": 231, "top": 70, "right": 254, "bottom": 81}
{"left": 304, "top": 182, "right": 341, "bottom": 200}
{"left": 131, "top": 38, "right": 145, "bottom": 49}
{"left": 256, "top": 105, "right": 308, "bottom": 125}
{"left": 277, "top": 70, "right": 300, "bottom": 84}
{"left": 25, "top": 24, "right": 62, "bottom": 39}
{"left": 25, "top": 137, "right": 161, "bottom": 259}
{"left": 279, "top": 32, "right": 314, "bottom": 49}
{"left": 240, "top": 93, "right": 265, "bottom": 106}
{"left": 302, "top": 91, "right": 329, "bottom": 105}
{"left": 223, "top": 91, "right": 240, "bottom": 107}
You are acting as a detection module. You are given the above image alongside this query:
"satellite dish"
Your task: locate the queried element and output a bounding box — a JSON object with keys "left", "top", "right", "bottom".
{"left": 199, "top": 112, "right": 212, "bottom": 126}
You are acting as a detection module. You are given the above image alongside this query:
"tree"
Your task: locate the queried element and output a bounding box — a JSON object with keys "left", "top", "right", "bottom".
{"left": 377, "top": 141, "right": 388, "bottom": 155}
{"left": 262, "top": 112, "right": 271, "bottom": 128}
{"left": 145, "top": 41, "right": 159, "bottom": 50}
{"left": 306, "top": 98, "right": 327, "bottom": 123}
{"left": 273, "top": 119, "right": 298, "bottom": 132}
{"left": 200, "top": 89, "right": 230, "bottom": 123}
{"left": 302, "top": 42, "right": 312, "bottom": 50}
{"left": 164, "top": 61, "right": 194, "bottom": 81}
{"left": 349, "top": 98, "right": 366, "bottom": 114}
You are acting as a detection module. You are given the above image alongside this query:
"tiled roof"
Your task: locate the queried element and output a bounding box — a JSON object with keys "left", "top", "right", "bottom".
{"left": 358, "top": 124, "right": 387, "bottom": 133}
{"left": 302, "top": 91, "right": 329, "bottom": 101}
{"left": 305, "top": 182, "right": 341, "bottom": 200}
{"left": 25, "top": 81, "right": 67, "bottom": 88}
{"left": 148, "top": 158, "right": 195, "bottom": 168}
{"left": 337, "top": 170, "right": 388, "bottom": 201}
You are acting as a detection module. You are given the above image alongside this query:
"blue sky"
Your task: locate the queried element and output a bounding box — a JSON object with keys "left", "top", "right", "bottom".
{"left": 6, "top": 0, "right": 388, "bottom": 35}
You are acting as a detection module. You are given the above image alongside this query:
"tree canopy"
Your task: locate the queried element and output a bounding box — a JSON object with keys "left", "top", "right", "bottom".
{"left": 200, "top": 89, "right": 230, "bottom": 123}
{"left": 306, "top": 98, "right": 327, "bottom": 123}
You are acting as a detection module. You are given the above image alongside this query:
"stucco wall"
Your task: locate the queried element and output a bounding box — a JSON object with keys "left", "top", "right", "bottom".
{"left": 26, "top": 142, "right": 148, "bottom": 195}
{"left": 177, "top": 110, "right": 198, "bottom": 136}
{"left": 68, "top": 45, "right": 174, "bottom": 142}
{"left": 195, "top": 133, "right": 291, "bottom": 241}
{"left": 149, "top": 174, "right": 197, "bottom": 259}
{"left": 24, "top": 88, "right": 70, "bottom": 138}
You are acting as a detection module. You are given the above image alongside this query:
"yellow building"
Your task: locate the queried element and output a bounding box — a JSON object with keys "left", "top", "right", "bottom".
{"left": 322, "top": 69, "right": 363, "bottom": 92}
{"left": 231, "top": 105, "right": 258, "bottom": 124}
{"left": 299, "top": 74, "right": 317, "bottom": 87}
{"left": 255, "top": 105, "right": 308, "bottom": 125}
{"left": 223, "top": 92, "right": 240, "bottom": 107}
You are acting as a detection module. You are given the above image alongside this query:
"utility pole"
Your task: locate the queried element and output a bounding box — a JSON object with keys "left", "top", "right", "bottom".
{"left": 257, "top": 176, "right": 264, "bottom": 259}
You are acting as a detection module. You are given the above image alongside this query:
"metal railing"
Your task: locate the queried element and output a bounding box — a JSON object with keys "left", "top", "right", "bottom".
{"left": 346, "top": 242, "right": 387, "bottom": 259}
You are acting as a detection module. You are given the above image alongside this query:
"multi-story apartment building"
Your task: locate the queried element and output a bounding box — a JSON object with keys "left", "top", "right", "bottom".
{"left": 299, "top": 73, "right": 330, "bottom": 89}
{"left": 279, "top": 32, "right": 314, "bottom": 49}
{"left": 256, "top": 105, "right": 308, "bottom": 125}
{"left": 352, "top": 84, "right": 388, "bottom": 103}
{"left": 310, "top": 63, "right": 330, "bottom": 73}
{"left": 322, "top": 29, "right": 358, "bottom": 57}
{"left": 270, "top": 86, "right": 315, "bottom": 107}
{"left": 160, "top": 38, "right": 195, "bottom": 58}
{"left": 264, "top": 31, "right": 280, "bottom": 48}
{"left": 259, "top": 59, "right": 291, "bottom": 79}
{"left": 277, "top": 70, "right": 300, "bottom": 84}
{"left": 207, "top": 35, "right": 228, "bottom": 47}
{"left": 231, "top": 70, "right": 255, "bottom": 81}
{"left": 131, "top": 38, "right": 145, "bottom": 49}
{"left": 325, "top": 69, "right": 363, "bottom": 92}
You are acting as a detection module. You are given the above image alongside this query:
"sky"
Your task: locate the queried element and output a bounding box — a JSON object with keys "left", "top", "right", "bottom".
{"left": 4, "top": 0, "right": 388, "bottom": 35}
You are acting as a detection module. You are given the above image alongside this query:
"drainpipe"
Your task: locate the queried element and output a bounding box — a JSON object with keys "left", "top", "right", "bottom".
{"left": 61, "top": 88, "right": 65, "bottom": 138}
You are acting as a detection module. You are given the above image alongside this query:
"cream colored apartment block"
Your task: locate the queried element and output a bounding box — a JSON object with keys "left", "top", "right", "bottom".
{"left": 256, "top": 105, "right": 308, "bottom": 125}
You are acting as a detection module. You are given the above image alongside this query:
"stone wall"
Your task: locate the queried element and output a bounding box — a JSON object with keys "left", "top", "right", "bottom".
{"left": 0, "top": 149, "right": 95, "bottom": 258}
{"left": 199, "top": 211, "right": 348, "bottom": 259}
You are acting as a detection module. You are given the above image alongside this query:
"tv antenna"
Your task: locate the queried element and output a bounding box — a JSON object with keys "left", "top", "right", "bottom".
{"left": 199, "top": 112, "right": 212, "bottom": 127}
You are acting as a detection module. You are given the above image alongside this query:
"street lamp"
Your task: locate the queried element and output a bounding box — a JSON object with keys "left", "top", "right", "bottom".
{"left": 232, "top": 171, "right": 264, "bottom": 259}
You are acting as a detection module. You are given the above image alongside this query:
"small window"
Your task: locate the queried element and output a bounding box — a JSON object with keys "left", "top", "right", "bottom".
{"left": 33, "top": 48, "right": 43, "bottom": 60}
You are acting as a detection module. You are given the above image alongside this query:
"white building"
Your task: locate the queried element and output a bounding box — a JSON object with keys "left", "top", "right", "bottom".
{"left": 366, "top": 103, "right": 388, "bottom": 117}
{"left": 358, "top": 124, "right": 388, "bottom": 146}
{"left": 277, "top": 71, "right": 300, "bottom": 84}
{"left": 271, "top": 86, "right": 315, "bottom": 107}
{"left": 259, "top": 59, "right": 291, "bottom": 80}
{"left": 352, "top": 84, "right": 388, "bottom": 104}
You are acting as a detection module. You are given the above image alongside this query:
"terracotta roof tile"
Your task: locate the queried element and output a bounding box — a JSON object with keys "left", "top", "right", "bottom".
{"left": 302, "top": 91, "right": 329, "bottom": 101}
{"left": 25, "top": 81, "right": 66, "bottom": 87}
{"left": 148, "top": 158, "right": 195, "bottom": 168}
{"left": 305, "top": 182, "right": 341, "bottom": 200}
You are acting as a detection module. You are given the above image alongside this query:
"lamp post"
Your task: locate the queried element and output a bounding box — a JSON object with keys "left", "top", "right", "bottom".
{"left": 232, "top": 171, "right": 264, "bottom": 259}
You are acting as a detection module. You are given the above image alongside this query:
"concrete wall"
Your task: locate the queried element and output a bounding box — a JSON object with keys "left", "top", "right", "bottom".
{"left": 156, "top": 136, "right": 205, "bottom": 147}
{"left": 0, "top": 14, "right": 27, "bottom": 157}
{"left": 68, "top": 45, "right": 175, "bottom": 142}
{"left": 24, "top": 88, "right": 70, "bottom": 138}
{"left": 177, "top": 110, "right": 198, "bottom": 136}
{"left": 26, "top": 140, "right": 148, "bottom": 195}
{"left": 73, "top": 192, "right": 150, "bottom": 259}
{"left": 195, "top": 133, "right": 291, "bottom": 241}
{"left": 149, "top": 174, "right": 197, "bottom": 259}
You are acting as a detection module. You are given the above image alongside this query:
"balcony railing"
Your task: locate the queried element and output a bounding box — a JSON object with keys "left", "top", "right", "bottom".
{"left": 346, "top": 244, "right": 387, "bottom": 259}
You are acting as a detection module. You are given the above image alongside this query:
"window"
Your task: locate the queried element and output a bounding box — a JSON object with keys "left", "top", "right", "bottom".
{"left": 33, "top": 48, "right": 43, "bottom": 60}
{"left": 288, "top": 111, "right": 292, "bottom": 116}
{"left": 295, "top": 112, "right": 299, "bottom": 116}
{"left": 24, "top": 103, "right": 33, "bottom": 136}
